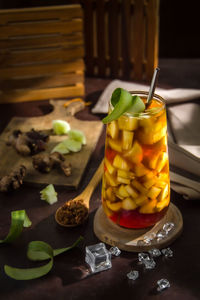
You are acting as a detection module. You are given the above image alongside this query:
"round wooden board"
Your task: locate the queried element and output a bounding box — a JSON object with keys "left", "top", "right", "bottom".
{"left": 93, "top": 203, "right": 183, "bottom": 252}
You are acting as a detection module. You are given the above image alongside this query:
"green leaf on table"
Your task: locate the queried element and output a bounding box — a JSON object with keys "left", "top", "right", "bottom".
{"left": 4, "top": 236, "right": 84, "bottom": 280}
{"left": 0, "top": 210, "right": 32, "bottom": 244}
{"left": 102, "top": 88, "right": 145, "bottom": 124}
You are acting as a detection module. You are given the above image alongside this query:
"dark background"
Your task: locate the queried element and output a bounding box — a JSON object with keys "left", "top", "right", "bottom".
{"left": 0, "top": 0, "right": 199, "bottom": 59}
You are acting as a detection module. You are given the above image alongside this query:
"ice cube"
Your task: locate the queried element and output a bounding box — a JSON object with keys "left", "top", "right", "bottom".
{"left": 157, "top": 278, "right": 170, "bottom": 292}
{"left": 148, "top": 232, "right": 157, "bottom": 240}
{"left": 148, "top": 248, "right": 161, "bottom": 257}
{"left": 127, "top": 270, "right": 139, "bottom": 280}
{"left": 85, "top": 243, "right": 112, "bottom": 273}
{"left": 143, "top": 236, "right": 152, "bottom": 245}
{"left": 161, "top": 247, "right": 173, "bottom": 258}
{"left": 156, "top": 229, "right": 167, "bottom": 241}
{"left": 109, "top": 246, "right": 121, "bottom": 257}
{"left": 143, "top": 258, "right": 156, "bottom": 270}
{"left": 138, "top": 252, "right": 150, "bottom": 262}
{"left": 137, "top": 240, "right": 145, "bottom": 246}
{"left": 163, "top": 222, "right": 174, "bottom": 233}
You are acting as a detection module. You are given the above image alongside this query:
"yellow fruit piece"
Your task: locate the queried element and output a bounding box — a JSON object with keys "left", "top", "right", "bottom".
{"left": 117, "top": 177, "right": 131, "bottom": 184}
{"left": 131, "top": 180, "right": 147, "bottom": 194}
{"left": 105, "top": 157, "right": 116, "bottom": 175}
{"left": 107, "top": 120, "right": 119, "bottom": 139}
{"left": 108, "top": 138, "right": 122, "bottom": 152}
{"left": 105, "top": 171, "right": 118, "bottom": 187}
{"left": 102, "top": 201, "right": 114, "bottom": 217}
{"left": 122, "top": 197, "right": 137, "bottom": 210}
{"left": 154, "top": 136, "right": 167, "bottom": 152}
{"left": 155, "top": 180, "right": 167, "bottom": 188}
{"left": 157, "top": 172, "right": 168, "bottom": 182}
{"left": 143, "top": 177, "right": 156, "bottom": 189}
{"left": 147, "top": 186, "right": 161, "bottom": 200}
{"left": 106, "top": 187, "right": 116, "bottom": 202}
{"left": 135, "top": 195, "right": 148, "bottom": 206}
{"left": 134, "top": 163, "right": 149, "bottom": 177}
{"left": 117, "top": 184, "right": 130, "bottom": 198}
{"left": 156, "top": 197, "right": 170, "bottom": 212}
{"left": 106, "top": 200, "right": 122, "bottom": 212}
{"left": 124, "top": 184, "right": 139, "bottom": 198}
{"left": 148, "top": 151, "right": 160, "bottom": 169}
{"left": 124, "top": 140, "right": 143, "bottom": 164}
{"left": 156, "top": 152, "right": 168, "bottom": 172}
{"left": 138, "top": 125, "right": 167, "bottom": 145}
{"left": 139, "top": 117, "right": 154, "bottom": 128}
{"left": 122, "top": 130, "right": 134, "bottom": 150}
{"left": 158, "top": 184, "right": 169, "bottom": 202}
{"left": 118, "top": 115, "right": 138, "bottom": 131}
{"left": 113, "top": 154, "right": 130, "bottom": 171}
{"left": 139, "top": 199, "right": 157, "bottom": 214}
{"left": 117, "top": 169, "right": 135, "bottom": 179}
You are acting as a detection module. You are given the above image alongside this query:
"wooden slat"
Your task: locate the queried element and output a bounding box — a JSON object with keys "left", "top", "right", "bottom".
{"left": 146, "top": 0, "right": 159, "bottom": 80}
{"left": 0, "top": 34, "right": 84, "bottom": 50}
{"left": 133, "top": 0, "right": 145, "bottom": 80}
{"left": 108, "top": 0, "right": 119, "bottom": 78}
{"left": 0, "top": 19, "right": 83, "bottom": 39}
{"left": 0, "top": 47, "right": 84, "bottom": 67}
{"left": 121, "top": 0, "right": 131, "bottom": 79}
{"left": 0, "top": 60, "right": 85, "bottom": 79}
{"left": 0, "top": 73, "right": 84, "bottom": 91}
{"left": 0, "top": 5, "right": 82, "bottom": 25}
{"left": 0, "top": 84, "right": 85, "bottom": 103}
{"left": 96, "top": 0, "right": 106, "bottom": 77}
{"left": 84, "top": 0, "right": 95, "bottom": 75}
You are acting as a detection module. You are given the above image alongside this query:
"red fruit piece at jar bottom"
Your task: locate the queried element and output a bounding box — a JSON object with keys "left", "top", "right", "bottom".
{"left": 109, "top": 207, "right": 168, "bottom": 229}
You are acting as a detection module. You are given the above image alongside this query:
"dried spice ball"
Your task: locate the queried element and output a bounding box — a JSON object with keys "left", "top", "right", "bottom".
{"left": 57, "top": 199, "right": 88, "bottom": 226}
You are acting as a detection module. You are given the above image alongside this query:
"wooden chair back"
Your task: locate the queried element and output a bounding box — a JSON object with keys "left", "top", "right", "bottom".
{"left": 0, "top": 5, "right": 85, "bottom": 103}
{"left": 83, "top": 0, "right": 159, "bottom": 81}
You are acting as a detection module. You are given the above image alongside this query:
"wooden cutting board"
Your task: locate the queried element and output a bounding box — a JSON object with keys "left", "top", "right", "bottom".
{"left": 0, "top": 100, "right": 103, "bottom": 189}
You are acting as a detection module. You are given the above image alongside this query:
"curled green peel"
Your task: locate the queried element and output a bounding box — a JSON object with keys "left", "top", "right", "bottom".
{"left": 102, "top": 88, "right": 145, "bottom": 124}
{"left": 0, "top": 210, "right": 32, "bottom": 244}
{"left": 4, "top": 236, "right": 83, "bottom": 280}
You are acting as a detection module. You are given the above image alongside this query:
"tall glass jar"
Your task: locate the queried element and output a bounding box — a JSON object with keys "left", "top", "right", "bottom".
{"left": 101, "top": 91, "right": 170, "bottom": 228}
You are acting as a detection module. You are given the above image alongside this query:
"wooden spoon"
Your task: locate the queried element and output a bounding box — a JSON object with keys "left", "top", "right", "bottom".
{"left": 55, "top": 159, "right": 104, "bottom": 227}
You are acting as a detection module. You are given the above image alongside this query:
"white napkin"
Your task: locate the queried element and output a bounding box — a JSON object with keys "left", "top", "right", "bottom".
{"left": 92, "top": 79, "right": 200, "bottom": 199}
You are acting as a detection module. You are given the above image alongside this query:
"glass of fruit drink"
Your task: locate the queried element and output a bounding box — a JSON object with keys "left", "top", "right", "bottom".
{"left": 101, "top": 89, "right": 170, "bottom": 228}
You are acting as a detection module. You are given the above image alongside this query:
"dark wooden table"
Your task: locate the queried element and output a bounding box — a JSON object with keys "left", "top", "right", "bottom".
{"left": 0, "top": 59, "right": 200, "bottom": 300}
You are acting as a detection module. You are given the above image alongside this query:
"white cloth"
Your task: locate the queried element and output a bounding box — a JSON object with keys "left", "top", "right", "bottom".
{"left": 92, "top": 80, "right": 200, "bottom": 199}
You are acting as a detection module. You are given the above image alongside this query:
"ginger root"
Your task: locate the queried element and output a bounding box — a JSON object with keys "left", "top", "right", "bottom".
{"left": 0, "top": 165, "right": 26, "bottom": 192}
{"left": 32, "top": 152, "right": 71, "bottom": 177}
{"left": 7, "top": 129, "right": 49, "bottom": 156}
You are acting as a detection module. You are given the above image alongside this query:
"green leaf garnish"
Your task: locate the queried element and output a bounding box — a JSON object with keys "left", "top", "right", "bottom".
{"left": 0, "top": 210, "right": 31, "bottom": 244}
{"left": 102, "top": 88, "right": 145, "bottom": 124}
{"left": 4, "top": 236, "right": 83, "bottom": 280}
{"left": 40, "top": 184, "right": 58, "bottom": 205}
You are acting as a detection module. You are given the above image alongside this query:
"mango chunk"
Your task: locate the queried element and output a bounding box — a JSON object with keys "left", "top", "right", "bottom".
{"left": 108, "top": 138, "right": 122, "bottom": 152}
{"left": 158, "top": 184, "right": 169, "bottom": 202}
{"left": 117, "top": 184, "right": 130, "bottom": 198}
{"left": 157, "top": 172, "right": 168, "bottom": 182}
{"left": 124, "top": 140, "right": 143, "bottom": 164}
{"left": 113, "top": 154, "right": 130, "bottom": 171}
{"left": 138, "top": 125, "right": 167, "bottom": 145}
{"left": 143, "top": 178, "right": 156, "bottom": 189}
{"left": 147, "top": 186, "right": 161, "bottom": 200}
{"left": 122, "top": 130, "right": 134, "bottom": 150}
{"left": 117, "top": 176, "right": 131, "bottom": 184}
{"left": 124, "top": 184, "right": 139, "bottom": 198}
{"left": 106, "top": 200, "right": 122, "bottom": 212}
{"left": 107, "top": 120, "right": 119, "bottom": 139}
{"left": 122, "top": 197, "right": 137, "bottom": 210}
{"left": 118, "top": 115, "right": 138, "bottom": 131}
{"left": 139, "top": 199, "right": 157, "bottom": 214}
{"left": 105, "top": 171, "right": 118, "bottom": 187}
{"left": 106, "top": 187, "right": 116, "bottom": 202}
{"left": 135, "top": 195, "right": 148, "bottom": 206}
{"left": 102, "top": 201, "right": 113, "bottom": 217}
{"left": 156, "top": 197, "right": 170, "bottom": 212}
{"left": 156, "top": 152, "right": 168, "bottom": 172}
{"left": 131, "top": 180, "right": 148, "bottom": 194}
{"left": 134, "top": 163, "right": 149, "bottom": 177}
{"left": 105, "top": 157, "right": 116, "bottom": 175}
{"left": 117, "top": 169, "right": 135, "bottom": 179}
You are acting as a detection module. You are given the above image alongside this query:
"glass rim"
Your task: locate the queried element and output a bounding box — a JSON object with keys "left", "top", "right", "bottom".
{"left": 109, "top": 90, "right": 166, "bottom": 118}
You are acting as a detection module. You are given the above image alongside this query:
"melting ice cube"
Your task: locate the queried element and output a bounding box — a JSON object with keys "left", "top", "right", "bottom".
{"left": 138, "top": 252, "right": 150, "bottom": 262}
{"left": 163, "top": 222, "right": 174, "bottom": 233}
{"left": 109, "top": 246, "right": 121, "bottom": 257}
{"left": 143, "top": 258, "right": 156, "bottom": 270}
{"left": 127, "top": 270, "right": 139, "bottom": 280}
{"left": 148, "top": 248, "right": 161, "bottom": 258}
{"left": 157, "top": 278, "right": 170, "bottom": 292}
{"left": 85, "top": 243, "right": 112, "bottom": 273}
{"left": 161, "top": 247, "right": 173, "bottom": 258}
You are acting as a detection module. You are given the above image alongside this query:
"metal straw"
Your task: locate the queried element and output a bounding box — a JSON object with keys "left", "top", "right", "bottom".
{"left": 146, "top": 67, "right": 160, "bottom": 107}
